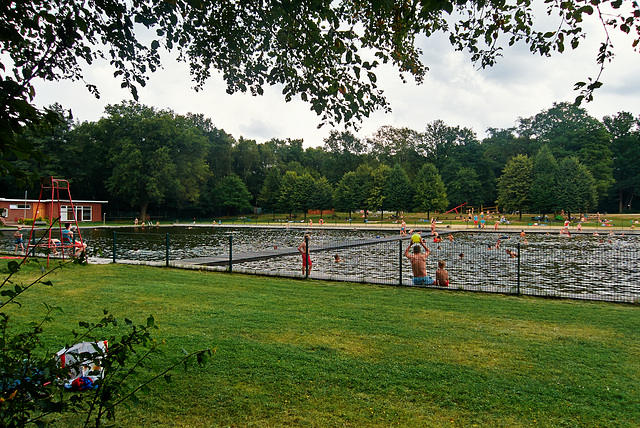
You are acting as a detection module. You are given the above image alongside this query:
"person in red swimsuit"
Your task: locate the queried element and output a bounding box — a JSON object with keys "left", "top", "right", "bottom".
{"left": 298, "top": 234, "right": 312, "bottom": 276}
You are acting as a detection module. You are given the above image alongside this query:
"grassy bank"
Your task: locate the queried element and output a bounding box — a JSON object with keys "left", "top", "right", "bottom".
{"left": 6, "top": 262, "right": 640, "bottom": 427}
{"left": 6, "top": 211, "right": 640, "bottom": 231}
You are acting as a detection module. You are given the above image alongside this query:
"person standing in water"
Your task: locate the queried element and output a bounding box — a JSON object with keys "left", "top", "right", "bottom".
{"left": 298, "top": 234, "right": 312, "bottom": 276}
{"left": 13, "top": 226, "right": 24, "bottom": 254}
{"left": 404, "top": 240, "right": 433, "bottom": 285}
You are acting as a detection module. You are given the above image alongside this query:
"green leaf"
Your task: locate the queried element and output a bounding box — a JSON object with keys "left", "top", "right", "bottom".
{"left": 7, "top": 261, "right": 20, "bottom": 273}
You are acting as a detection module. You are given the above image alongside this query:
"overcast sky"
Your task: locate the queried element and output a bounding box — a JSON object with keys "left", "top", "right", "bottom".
{"left": 33, "top": 10, "right": 639, "bottom": 148}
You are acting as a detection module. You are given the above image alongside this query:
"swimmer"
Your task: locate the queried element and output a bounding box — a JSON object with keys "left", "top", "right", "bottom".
{"left": 435, "top": 260, "right": 449, "bottom": 287}
{"left": 334, "top": 254, "right": 342, "bottom": 263}
{"left": 448, "top": 234, "right": 454, "bottom": 242}
{"left": 298, "top": 234, "right": 312, "bottom": 275}
{"left": 459, "top": 253, "right": 464, "bottom": 260}
{"left": 520, "top": 230, "right": 526, "bottom": 238}
{"left": 506, "top": 249, "right": 518, "bottom": 258}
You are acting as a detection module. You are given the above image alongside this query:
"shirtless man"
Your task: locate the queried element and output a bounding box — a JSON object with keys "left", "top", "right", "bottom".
{"left": 405, "top": 240, "right": 434, "bottom": 285}
{"left": 297, "top": 234, "right": 312, "bottom": 276}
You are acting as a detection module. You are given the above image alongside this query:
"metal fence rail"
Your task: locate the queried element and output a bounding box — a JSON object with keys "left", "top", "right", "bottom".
{"left": 5, "top": 228, "right": 637, "bottom": 304}
{"left": 105, "top": 231, "right": 640, "bottom": 304}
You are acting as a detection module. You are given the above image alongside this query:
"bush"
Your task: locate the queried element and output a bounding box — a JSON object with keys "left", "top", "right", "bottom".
{"left": 16, "top": 217, "right": 46, "bottom": 226}
{"left": 0, "top": 256, "right": 211, "bottom": 427}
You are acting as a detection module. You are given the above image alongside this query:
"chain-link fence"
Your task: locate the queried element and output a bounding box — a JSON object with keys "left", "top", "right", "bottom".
{"left": 5, "top": 228, "right": 639, "bottom": 304}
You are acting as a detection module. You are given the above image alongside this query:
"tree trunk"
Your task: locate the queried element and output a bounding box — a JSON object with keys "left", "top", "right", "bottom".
{"left": 140, "top": 200, "right": 149, "bottom": 222}
{"left": 619, "top": 189, "right": 624, "bottom": 213}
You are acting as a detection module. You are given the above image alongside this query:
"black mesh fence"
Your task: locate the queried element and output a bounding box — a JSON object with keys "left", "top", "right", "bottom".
{"left": 3, "top": 227, "right": 638, "bottom": 303}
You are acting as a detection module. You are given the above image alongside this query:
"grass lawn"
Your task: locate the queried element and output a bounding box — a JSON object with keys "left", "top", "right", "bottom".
{"left": 5, "top": 261, "right": 640, "bottom": 427}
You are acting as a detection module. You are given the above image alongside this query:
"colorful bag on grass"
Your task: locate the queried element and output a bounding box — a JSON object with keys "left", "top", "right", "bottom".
{"left": 55, "top": 340, "right": 108, "bottom": 390}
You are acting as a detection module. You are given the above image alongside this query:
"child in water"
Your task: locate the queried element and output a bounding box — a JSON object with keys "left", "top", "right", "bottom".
{"left": 435, "top": 260, "right": 449, "bottom": 286}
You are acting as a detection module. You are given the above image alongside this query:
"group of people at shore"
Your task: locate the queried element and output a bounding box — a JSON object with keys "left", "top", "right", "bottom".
{"left": 12, "top": 223, "right": 86, "bottom": 257}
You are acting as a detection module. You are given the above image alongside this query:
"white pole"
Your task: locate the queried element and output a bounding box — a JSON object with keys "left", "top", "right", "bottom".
{"left": 23, "top": 190, "right": 27, "bottom": 220}
{"left": 103, "top": 213, "right": 106, "bottom": 225}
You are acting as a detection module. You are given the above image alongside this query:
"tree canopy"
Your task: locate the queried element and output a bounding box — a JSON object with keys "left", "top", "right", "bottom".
{"left": 98, "top": 102, "right": 209, "bottom": 220}
{"left": 2, "top": 0, "right": 639, "bottom": 185}
{"left": 497, "top": 154, "right": 533, "bottom": 221}
{"left": 1, "top": 99, "right": 638, "bottom": 219}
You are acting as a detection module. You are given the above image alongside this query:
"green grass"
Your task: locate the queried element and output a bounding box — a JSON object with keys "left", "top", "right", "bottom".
{"left": 5, "top": 261, "right": 640, "bottom": 427}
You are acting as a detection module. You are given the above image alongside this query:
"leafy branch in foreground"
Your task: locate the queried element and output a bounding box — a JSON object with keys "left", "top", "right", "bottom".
{"left": 0, "top": 257, "right": 212, "bottom": 427}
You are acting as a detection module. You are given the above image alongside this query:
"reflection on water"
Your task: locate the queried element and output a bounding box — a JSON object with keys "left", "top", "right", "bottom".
{"left": 4, "top": 226, "right": 639, "bottom": 302}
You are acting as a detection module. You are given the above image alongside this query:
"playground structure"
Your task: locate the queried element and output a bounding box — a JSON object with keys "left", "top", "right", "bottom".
{"left": 27, "top": 177, "right": 85, "bottom": 265}
{"left": 444, "top": 202, "right": 468, "bottom": 215}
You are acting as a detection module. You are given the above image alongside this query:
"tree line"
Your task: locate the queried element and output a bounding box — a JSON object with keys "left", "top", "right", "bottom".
{"left": 2, "top": 101, "right": 638, "bottom": 219}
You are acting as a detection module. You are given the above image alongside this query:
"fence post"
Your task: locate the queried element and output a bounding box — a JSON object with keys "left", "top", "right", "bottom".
{"left": 112, "top": 231, "right": 116, "bottom": 263}
{"left": 517, "top": 242, "right": 521, "bottom": 296}
{"left": 399, "top": 239, "right": 403, "bottom": 286}
{"left": 165, "top": 233, "right": 170, "bottom": 267}
{"left": 228, "top": 235, "right": 233, "bottom": 272}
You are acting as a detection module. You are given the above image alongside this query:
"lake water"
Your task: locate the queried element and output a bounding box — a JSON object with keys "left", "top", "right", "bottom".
{"left": 4, "top": 226, "right": 639, "bottom": 303}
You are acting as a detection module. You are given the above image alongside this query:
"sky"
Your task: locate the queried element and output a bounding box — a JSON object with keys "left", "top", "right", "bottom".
{"left": 32, "top": 8, "right": 639, "bottom": 149}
